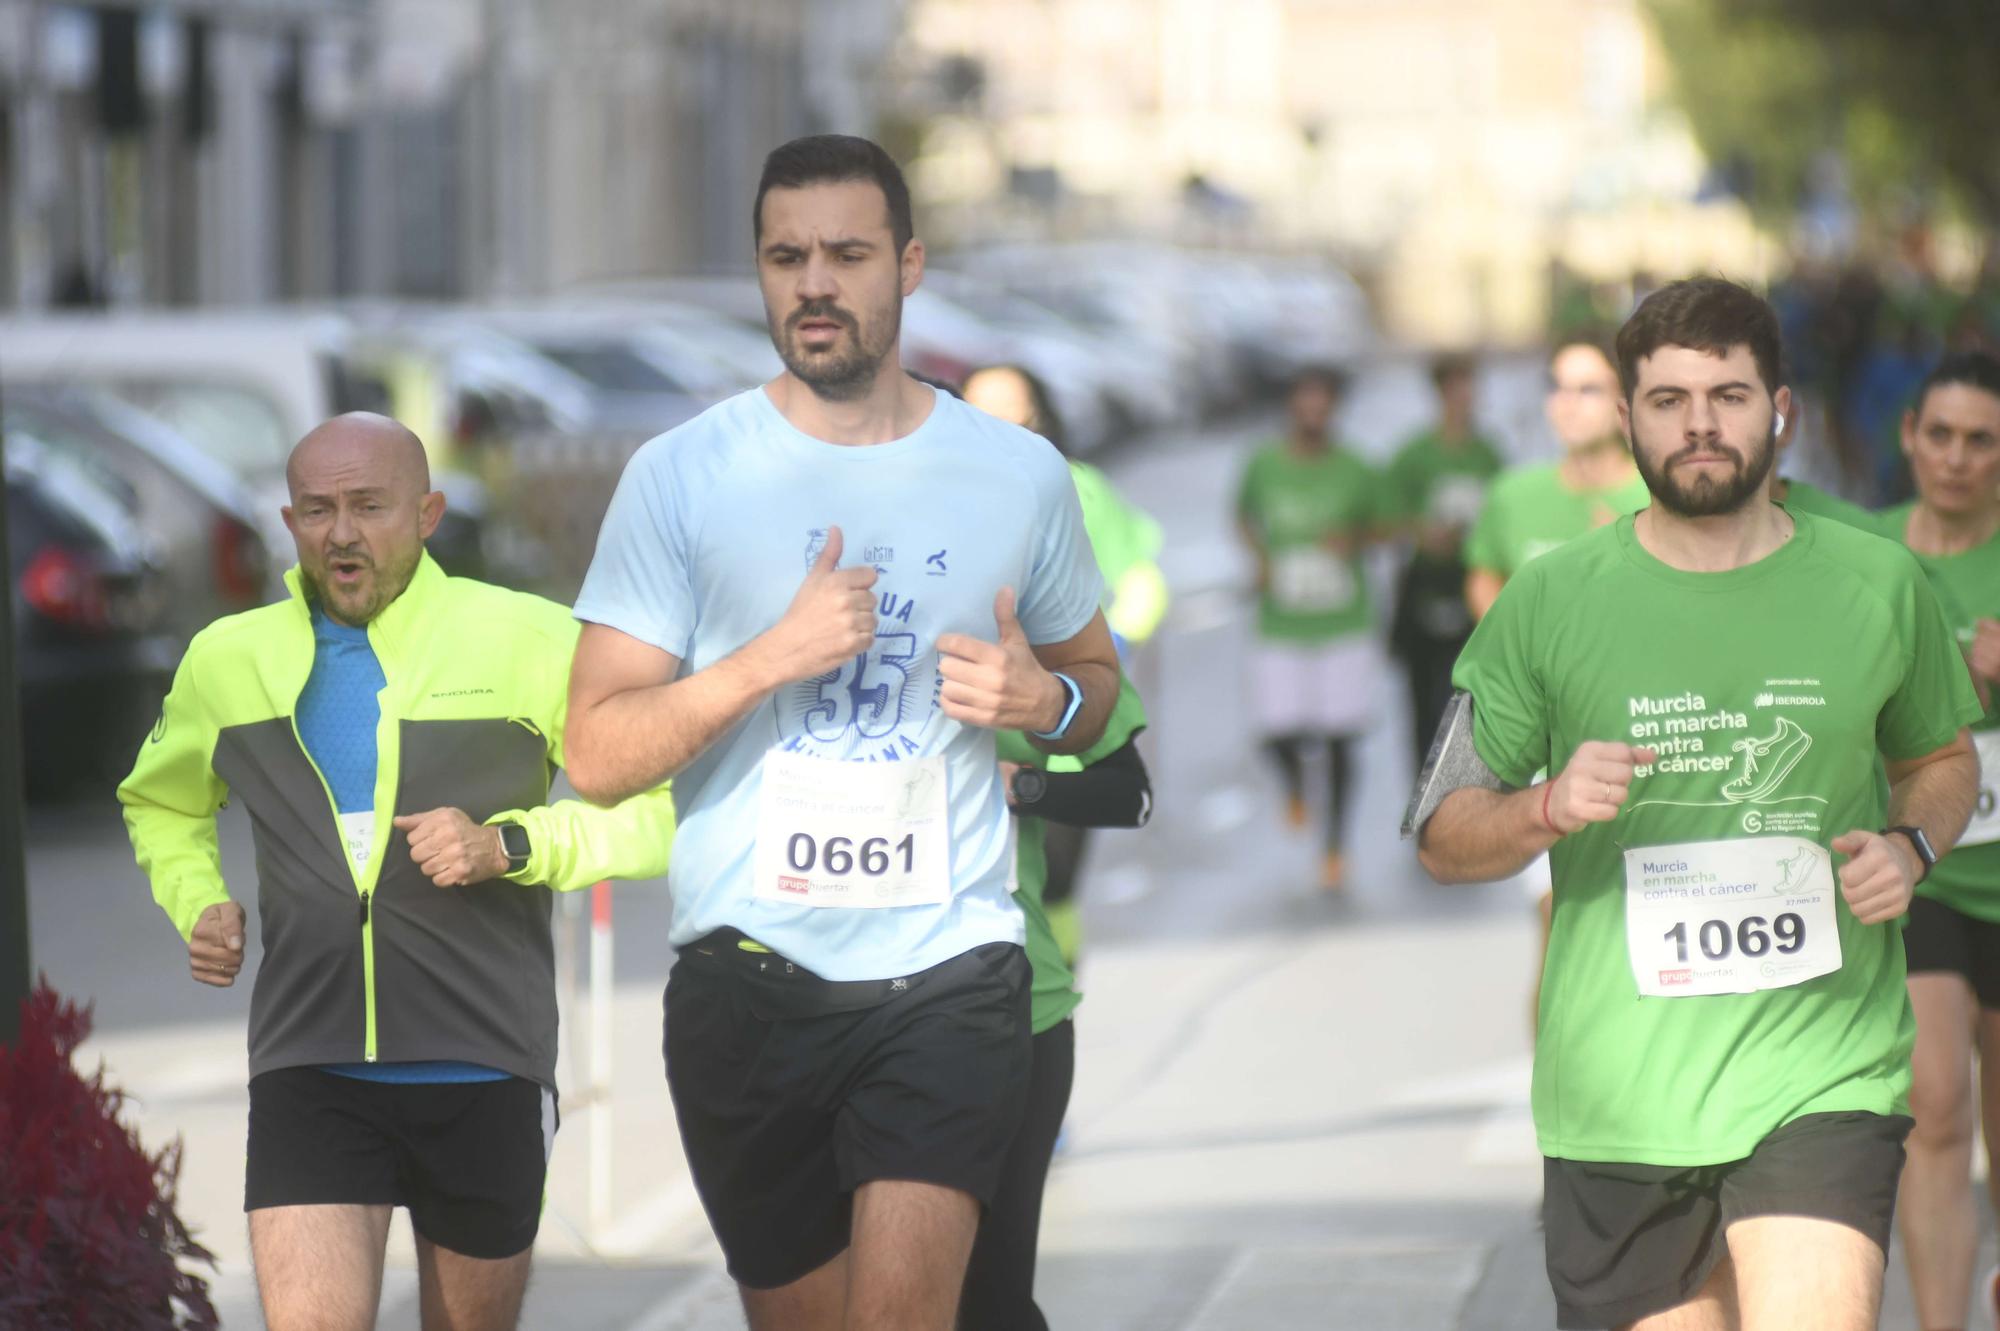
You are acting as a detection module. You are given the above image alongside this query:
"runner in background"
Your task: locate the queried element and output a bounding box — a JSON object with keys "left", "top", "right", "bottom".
{"left": 1236, "top": 367, "right": 1387, "bottom": 894}
{"left": 961, "top": 678, "right": 1151, "bottom": 1331}
{"left": 1387, "top": 352, "right": 1504, "bottom": 769}
{"left": 964, "top": 363, "right": 1165, "bottom": 962}
{"left": 1879, "top": 351, "right": 2000, "bottom": 1331}
{"left": 1769, "top": 402, "right": 1882, "bottom": 530}
{"left": 1462, "top": 337, "right": 1650, "bottom": 1016}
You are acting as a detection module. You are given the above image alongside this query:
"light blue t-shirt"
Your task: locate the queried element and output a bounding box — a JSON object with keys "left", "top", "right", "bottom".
{"left": 573, "top": 385, "right": 1103, "bottom": 981}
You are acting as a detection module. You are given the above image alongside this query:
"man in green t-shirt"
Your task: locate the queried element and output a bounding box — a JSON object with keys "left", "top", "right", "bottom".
{"left": 1236, "top": 366, "right": 1385, "bottom": 892}
{"left": 1388, "top": 353, "right": 1505, "bottom": 767}
{"left": 1415, "top": 278, "right": 1982, "bottom": 1330}
{"left": 1877, "top": 351, "right": 2000, "bottom": 1331}
{"left": 1462, "top": 339, "right": 1651, "bottom": 622}
{"left": 1464, "top": 337, "right": 1652, "bottom": 1020}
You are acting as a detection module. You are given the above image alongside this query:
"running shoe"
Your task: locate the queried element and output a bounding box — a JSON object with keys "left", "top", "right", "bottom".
{"left": 1722, "top": 717, "right": 1812, "bottom": 804}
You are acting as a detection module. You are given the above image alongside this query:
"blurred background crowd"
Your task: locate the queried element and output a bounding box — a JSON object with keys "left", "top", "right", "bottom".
{"left": 2, "top": 0, "right": 1997, "bottom": 792}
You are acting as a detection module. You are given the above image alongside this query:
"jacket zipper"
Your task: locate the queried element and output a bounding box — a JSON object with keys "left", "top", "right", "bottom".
{"left": 291, "top": 713, "right": 380, "bottom": 1063}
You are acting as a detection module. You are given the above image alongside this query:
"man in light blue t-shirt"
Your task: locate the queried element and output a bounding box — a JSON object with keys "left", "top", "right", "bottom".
{"left": 564, "top": 134, "right": 1121, "bottom": 1327}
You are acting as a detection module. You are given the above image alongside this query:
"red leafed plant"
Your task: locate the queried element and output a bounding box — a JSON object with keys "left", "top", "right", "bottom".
{"left": 0, "top": 980, "right": 218, "bottom": 1329}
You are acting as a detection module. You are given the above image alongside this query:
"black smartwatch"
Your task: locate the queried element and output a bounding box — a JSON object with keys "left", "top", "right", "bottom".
{"left": 497, "top": 821, "right": 532, "bottom": 874}
{"left": 1884, "top": 825, "right": 1936, "bottom": 883}
{"left": 1009, "top": 767, "right": 1048, "bottom": 809}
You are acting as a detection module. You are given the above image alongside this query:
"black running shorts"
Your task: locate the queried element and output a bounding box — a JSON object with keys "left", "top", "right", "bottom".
{"left": 1542, "top": 1110, "right": 1911, "bottom": 1329}
{"left": 664, "top": 932, "right": 1033, "bottom": 1290}
{"left": 244, "top": 1066, "right": 555, "bottom": 1260}
{"left": 1904, "top": 893, "right": 2000, "bottom": 1009}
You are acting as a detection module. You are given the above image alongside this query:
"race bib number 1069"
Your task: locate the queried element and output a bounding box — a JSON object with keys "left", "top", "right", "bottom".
{"left": 1623, "top": 836, "right": 1841, "bottom": 997}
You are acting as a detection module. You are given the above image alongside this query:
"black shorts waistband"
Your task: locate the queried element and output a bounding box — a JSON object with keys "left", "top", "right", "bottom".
{"left": 678, "top": 928, "right": 932, "bottom": 1017}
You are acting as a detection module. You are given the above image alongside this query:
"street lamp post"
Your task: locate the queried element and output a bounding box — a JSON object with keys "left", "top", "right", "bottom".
{"left": 0, "top": 387, "right": 29, "bottom": 1046}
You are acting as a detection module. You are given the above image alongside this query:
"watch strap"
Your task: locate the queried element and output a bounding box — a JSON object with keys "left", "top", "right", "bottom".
{"left": 1884, "top": 825, "right": 1934, "bottom": 882}
{"left": 1032, "top": 672, "right": 1085, "bottom": 742}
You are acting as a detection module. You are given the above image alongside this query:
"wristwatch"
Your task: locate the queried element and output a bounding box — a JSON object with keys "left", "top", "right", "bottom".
{"left": 1009, "top": 766, "right": 1048, "bottom": 808}
{"left": 1032, "top": 672, "right": 1085, "bottom": 742}
{"left": 1884, "top": 825, "right": 1936, "bottom": 883}
{"left": 497, "top": 821, "right": 532, "bottom": 874}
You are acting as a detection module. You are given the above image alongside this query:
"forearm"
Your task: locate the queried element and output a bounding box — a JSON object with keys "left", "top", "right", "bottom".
{"left": 1464, "top": 568, "right": 1504, "bottom": 622}
{"left": 122, "top": 804, "right": 230, "bottom": 940}
{"left": 1028, "top": 659, "right": 1121, "bottom": 756}
{"left": 1417, "top": 783, "right": 1561, "bottom": 884}
{"left": 1023, "top": 741, "right": 1150, "bottom": 829}
{"left": 1888, "top": 745, "right": 1980, "bottom": 857}
{"left": 491, "top": 783, "right": 676, "bottom": 892}
{"left": 569, "top": 641, "right": 779, "bottom": 805}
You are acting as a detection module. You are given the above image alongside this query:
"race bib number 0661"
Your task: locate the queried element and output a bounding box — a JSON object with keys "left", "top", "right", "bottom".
{"left": 1623, "top": 835, "right": 1841, "bottom": 997}
{"left": 754, "top": 751, "right": 951, "bottom": 909}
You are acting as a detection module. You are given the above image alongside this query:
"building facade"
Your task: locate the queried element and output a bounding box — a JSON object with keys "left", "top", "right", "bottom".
{"left": 0, "top": 0, "right": 905, "bottom": 308}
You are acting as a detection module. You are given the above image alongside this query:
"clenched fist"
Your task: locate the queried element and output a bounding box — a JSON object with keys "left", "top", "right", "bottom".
{"left": 937, "top": 588, "right": 1066, "bottom": 733}
{"left": 1831, "top": 829, "right": 1919, "bottom": 926}
{"left": 1545, "top": 741, "right": 1658, "bottom": 834}
{"left": 757, "top": 525, "right": 879, "bottom": 685}
{"left": 393, "top": 807, "right": 509, "bottom": 888}
{"left": 188, "top": 900, "right": 247, "bottom": 988}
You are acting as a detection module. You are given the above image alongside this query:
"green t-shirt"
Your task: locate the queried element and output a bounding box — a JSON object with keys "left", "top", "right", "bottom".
{"left": 1386, "top": 429, "right": 1505, "bottom": 539}
{"left": 1453, "top": 512, "right": 1981, "bottom": 1165}
{"left": 996, "top": 674, "right": 1150, "bottom": 1033}
{"left": 1070, "top": 460, "right": 1163, "bottom": 591}
{"left": 1236, "top": 442, "right": 1381, "bottom": 642}
{"left": 1881, "top": 502, "right": 2000, "bottom": 919}
{"left": 1780, "top": 480, "right": 1879, "bottom": 532}
{"left": 1462, "top": 460, "right": 1651, "bottom": 579}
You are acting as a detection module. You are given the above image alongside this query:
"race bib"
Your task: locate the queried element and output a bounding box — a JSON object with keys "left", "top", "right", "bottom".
{"left": 1270, "top": 547, "right": 1355, "bottom": 614}
{"left": 754, "top": 751, "right": 951, "bottom": 908}
{"left": 1623, "top": 836, "right": 1840, "bottom": 997}
{"left": 338, "top": 812, "right": 376, "bottom": 872}
{"left": 1428, "top": 476, "right": 1488, "bottom": 529}
{"left": 1961, "top": 730, "right": 2000, "bottom": 847}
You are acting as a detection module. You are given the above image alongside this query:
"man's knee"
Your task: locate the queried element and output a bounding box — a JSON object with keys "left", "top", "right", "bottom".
{"left": 416, "top": 1236, "right": 534, "bottom": 1331}
{"left": 1907, "top": 1074, "right": 1976, "bottom": 1149}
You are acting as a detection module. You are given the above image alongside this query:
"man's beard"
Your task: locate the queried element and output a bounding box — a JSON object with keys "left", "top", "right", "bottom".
{"left": 305, "top": 545, "right": 419, "bottom": 626}
{"left": 1634, "top": 427, "right": 1777, "bottom": 519}
{"left": 772, "top": 296, "right": 899, "bottom": 403}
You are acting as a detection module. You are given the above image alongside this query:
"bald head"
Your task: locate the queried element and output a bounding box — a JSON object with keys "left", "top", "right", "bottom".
{"left": 282, "top": 412, "right": 444, "bottom": 627}
{"left": 286, "top": 411, "right": 431, "bottom": 502}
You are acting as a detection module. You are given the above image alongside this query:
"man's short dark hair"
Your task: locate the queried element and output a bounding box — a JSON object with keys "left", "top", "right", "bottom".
{"left": 753, "top": 134, "right": 914, "bottom": 255}
{"left": 1614, "top": 277, "right": 1783, "bottom": 399}
{"left": 1914, "top": 350, "right": 2000, "bottom": 419}
{"left": 1430, "top": 352, "right": 1476, "bottom": 391}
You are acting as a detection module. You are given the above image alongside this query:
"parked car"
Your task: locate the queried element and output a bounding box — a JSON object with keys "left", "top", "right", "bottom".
{"left": 0, "top": 311, "right": 493, "bottom": 589}
{"left": 6, "top": 387, "right": 271, "bottom": 644}
{"left": 7, "top": 435, "right": 175, "bottom": 798}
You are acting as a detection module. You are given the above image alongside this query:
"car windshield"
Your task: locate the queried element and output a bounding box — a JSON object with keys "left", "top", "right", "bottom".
{"left": 98, "top": 381, "right": 291, "bottom": 477}
{"left": 533, "top": 342, "right": 688, "bottom": 394}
